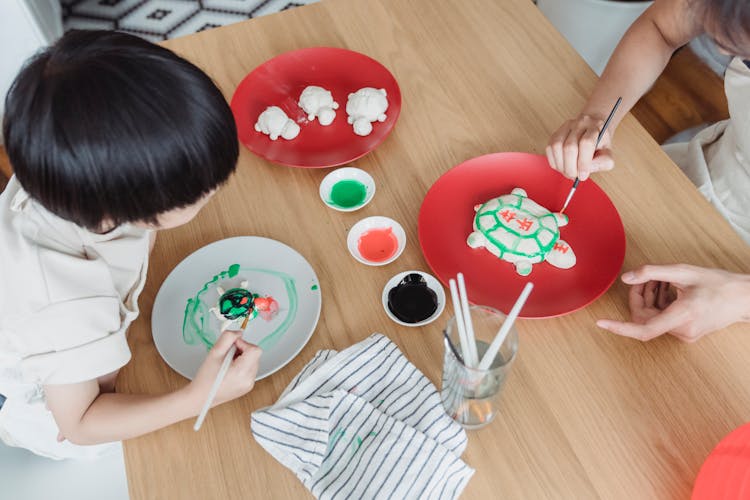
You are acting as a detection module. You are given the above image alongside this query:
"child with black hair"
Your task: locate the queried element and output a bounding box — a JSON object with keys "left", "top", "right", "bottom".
{"left": 0, "top": 30, "right": 261, "bottom": 459}
{"left": 546, "top": 0, "right": 750, "bottom": 343}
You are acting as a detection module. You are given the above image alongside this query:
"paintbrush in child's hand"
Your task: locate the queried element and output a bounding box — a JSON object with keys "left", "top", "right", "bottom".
{"left": 194, "top": 303, "right": 254, "bottom": 431}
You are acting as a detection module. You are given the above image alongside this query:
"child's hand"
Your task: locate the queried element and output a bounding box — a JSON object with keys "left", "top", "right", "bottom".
{"left": 188, "top": 330, "right": 262, "bottom": 409}
{"left": 597, "top": 265, "right": 750, "bottom": 342}
{"left": 546, "top": 114, "right": 615, "bottom": 181}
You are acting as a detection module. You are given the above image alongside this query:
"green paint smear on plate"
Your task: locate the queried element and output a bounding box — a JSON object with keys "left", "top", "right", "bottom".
{"left": 311, "top": 284, "right": 319, "bottom": 291}
{"left": 182, "top": 264, "right": 298, "bottom": 351}
{"left": 329, "top": 179, "right": 367, "bottom": 208}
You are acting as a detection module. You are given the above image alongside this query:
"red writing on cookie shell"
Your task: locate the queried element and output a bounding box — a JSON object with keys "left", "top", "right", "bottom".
{"left": 553, "top": 242, "right": 569, "bottom": 253}
{"left": 515, "top": 218, "right": 533, "bottom": 231}
{"left": 500, "top": 210, "right": 516, "bottom": 223}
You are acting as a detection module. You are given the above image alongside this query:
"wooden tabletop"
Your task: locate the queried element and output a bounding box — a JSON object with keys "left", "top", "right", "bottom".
{"left": 118, "top": 0, "right": 750, "bottom": 498}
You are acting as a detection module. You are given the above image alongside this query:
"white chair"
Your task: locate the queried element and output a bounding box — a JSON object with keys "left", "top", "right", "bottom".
{"left": 537, "top": 0, "right": 653, "bottom": 75}
{"left": 0, "top": 441, "right": 129, "bottom": 500}
{"left": 0, "top": 0, "right": 63, "bottom": 145}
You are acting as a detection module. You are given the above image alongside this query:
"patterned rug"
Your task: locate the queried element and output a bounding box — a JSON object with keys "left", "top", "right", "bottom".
{"left": 61, "top": 0, "right": 320, "bottom": 42}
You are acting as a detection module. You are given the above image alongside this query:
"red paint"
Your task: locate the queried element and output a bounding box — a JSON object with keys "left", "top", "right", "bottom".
{"left": 500, "top": 210, "right": 516, "bottom": 222}
{"left": 240, "top": 297, "right": 249, "bottom": 305}
{"left": 254, "top": 296, "right": 280, "bottom": 321}
{"left": 553, "top": 242, "right": 569, "bottom": 253}
{"left": 515, "top": 218, "right": 533, "bottom": 231}
{"left": 358, "top": 228, "right": 398, "bottom": 263}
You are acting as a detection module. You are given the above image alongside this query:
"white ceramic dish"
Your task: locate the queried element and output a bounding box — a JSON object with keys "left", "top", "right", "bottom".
{"left": 346, "top": 216, "right": 406, "bottom": 266}
{"left": 381, "top": 270, "right": 446, "bottom": 327}
{"left": 152, "top": 237, "right": 321, "bottom": 381}
{"left": 319, "top": 166, "right": 375, "bottom": 212}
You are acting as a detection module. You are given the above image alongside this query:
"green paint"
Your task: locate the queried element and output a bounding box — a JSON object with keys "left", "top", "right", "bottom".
{"left": 329, "top": 427, "right": 378, "bottom": 455}
{"left": 328, "top": 428, "right": 346, "bottom": 452}
{"left": 219, "top": 288, "right": 254, "bottom": 320}
{"left": 329, "top": 179, "right": 367, "bottom": 208}
{"left": 182, "top": 264, "right": 298, "bottom": 351}
{"left": 228, "top": 263, "right": 240, "bottom": 277}
{"left": 473, "top": 192, "right": 560, "bottom": 261}
{"left": 311, "top": 284, "right": 319, "bottom": 291}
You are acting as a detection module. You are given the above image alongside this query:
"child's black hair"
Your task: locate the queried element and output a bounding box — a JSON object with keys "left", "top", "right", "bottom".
{"left": 2, "top": 30, "right": 238, "bottom": 231}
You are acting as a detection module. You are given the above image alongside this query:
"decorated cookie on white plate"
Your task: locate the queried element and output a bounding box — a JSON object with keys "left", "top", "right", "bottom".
{"left": 255, "top": 106, "right": 300, "bottom": 140}
{"left": 298, "top": 86, "right": 339, "bottom": 126}
{"left": 467, "top": 187, "right": 576, "bottom": 276}
{"left": 346, "top": 87, "right": 389, "bottom": 136}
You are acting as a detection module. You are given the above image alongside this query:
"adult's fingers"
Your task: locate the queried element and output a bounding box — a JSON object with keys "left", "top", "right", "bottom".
{"left": 627, "top": 282, "right": 647, "bottom": 313}
{"left": 562, "top": 128, "right": 585, "bottom": 179}
{"left": 588, "top": 149, "right": 615, "bottom": 177}
{"left": 576, "top": 127, "right": 601, "bottom": 180}
{"left": 642, "top": 281, "right": 659, "bottom": 309}
{"left": 548, "top": 123, "right": 572, "bottom": 174}
{"left": 656, "top": 282, "right": 672, "bottom": 310}
{"left": 621, "top": 264, "right": 702, "bottom": 286}
{"left": 597, "top": 300, "right": 692, "bottom": 341}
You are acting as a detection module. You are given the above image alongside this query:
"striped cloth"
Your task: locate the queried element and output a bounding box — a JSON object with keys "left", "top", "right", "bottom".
{"left": 251, "top": 333, "right": 474, "bottom": 499}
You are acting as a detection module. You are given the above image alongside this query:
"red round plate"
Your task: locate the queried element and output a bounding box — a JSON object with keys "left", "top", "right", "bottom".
{"left": 230, "top": 47, "right": 402, "bottom": 168}
{"left": 418, "top": 153, "right": 626, "bottom": 318}
{"left": 693, "top": 423, "right": 750, "bottom": 500}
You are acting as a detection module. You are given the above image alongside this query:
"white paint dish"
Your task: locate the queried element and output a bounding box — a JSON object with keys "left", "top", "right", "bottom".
{"left": 319, "top": 166, "right": 376, "bottom": 212}
{"left": 381, "top": 270, "right": 446, "bottom": 327}
{"left": 152, "top": 237, "right": 321, "bottom": 381}
{"left": 346, "top": 216, "right": 406, "bottom": 266}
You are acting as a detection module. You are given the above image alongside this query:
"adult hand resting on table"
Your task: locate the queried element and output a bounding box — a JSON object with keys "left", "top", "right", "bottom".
{"left": 597, "top": 264, "right": 750, "bottom": 342}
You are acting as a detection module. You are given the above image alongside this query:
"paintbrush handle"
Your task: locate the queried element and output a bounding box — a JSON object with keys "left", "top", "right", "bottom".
{"left": 595, "top": 96, "right": 622, "bottom": 147}
{"left": 194, "top": 344, "right": 237, "bottom": 431}
{"left": 478, "top": 282, "right": 533, "bottom": 371}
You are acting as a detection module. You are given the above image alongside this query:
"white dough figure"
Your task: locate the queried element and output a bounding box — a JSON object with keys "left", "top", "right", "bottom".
{"left": 255, "top": 106, "right": 300, "bottom": 141}
{"left": 346, "top": 87, "right": 389, "bottom": 136}
{"left": 298, "top": 86, "right": 339, "bottom": 126}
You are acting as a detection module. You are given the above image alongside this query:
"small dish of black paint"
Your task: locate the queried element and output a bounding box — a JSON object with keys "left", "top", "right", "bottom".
{"left": 381, "top": 270, "right": 446, "bottom": 327}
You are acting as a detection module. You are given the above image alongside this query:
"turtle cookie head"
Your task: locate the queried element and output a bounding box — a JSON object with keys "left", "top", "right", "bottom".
{"left": 218, "top": 288, "right": 254, "bottom": 320}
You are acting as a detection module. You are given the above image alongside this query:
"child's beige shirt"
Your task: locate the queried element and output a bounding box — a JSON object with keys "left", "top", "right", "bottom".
{"left": 0, "top": 176, "right": 151, "bottom": 459}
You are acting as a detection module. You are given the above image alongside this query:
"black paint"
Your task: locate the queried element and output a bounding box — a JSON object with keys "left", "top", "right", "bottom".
{"left": 387, "top": 273, "right": 438, "bottom": 324}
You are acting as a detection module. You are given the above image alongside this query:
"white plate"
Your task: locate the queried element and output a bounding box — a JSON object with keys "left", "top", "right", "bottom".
{"left": 381, "top": 270, "right": 446, "bottom": 327}
{"left": 152, "top": 237, "right": 322, "bottom": 381}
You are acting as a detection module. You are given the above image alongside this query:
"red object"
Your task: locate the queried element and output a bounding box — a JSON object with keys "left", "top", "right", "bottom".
{"left": 358, "top": 228, "right": 398, "bottom": 263}
{"left": 693, "top": 423, "right": 750, "bottom": 500}
{"left": 418, "top": 152, "right": 626, "bottom": 318}
{"left": 230, "top": 47, "right": 402, "bottom": 168}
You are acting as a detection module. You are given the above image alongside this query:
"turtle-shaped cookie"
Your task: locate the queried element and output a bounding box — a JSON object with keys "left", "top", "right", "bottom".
{"left": 467, "top": 187, "right": 576, "bottom": 276}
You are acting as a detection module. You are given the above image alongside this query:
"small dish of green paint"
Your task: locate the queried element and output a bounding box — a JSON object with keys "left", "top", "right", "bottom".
{"left": 319, "top": 166, "right": 375, "bottom": 212}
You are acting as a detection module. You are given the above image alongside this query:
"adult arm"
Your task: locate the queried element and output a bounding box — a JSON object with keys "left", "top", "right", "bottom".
{"left": 546, "top": 0, "right": 704, "bottom": 180}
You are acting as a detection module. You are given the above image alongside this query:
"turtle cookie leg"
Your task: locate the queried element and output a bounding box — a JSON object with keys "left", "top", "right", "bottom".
{"left": 467, "top": 232, "right": 485, "bottom": 249}
{"left": 515, "top": 261, "right": 532, "bottom": 276}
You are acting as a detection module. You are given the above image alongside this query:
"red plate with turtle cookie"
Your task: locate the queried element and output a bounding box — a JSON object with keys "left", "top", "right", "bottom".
{"left": 418, "top": 153, "right": 626, "bottom": 318}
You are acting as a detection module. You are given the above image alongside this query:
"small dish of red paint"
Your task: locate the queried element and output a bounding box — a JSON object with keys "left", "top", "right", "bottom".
{"left": 319, "top": 167, "right": 376, "bottom": 212}
{"left": 347, "top": 216, "right": 406, "bottom": 266}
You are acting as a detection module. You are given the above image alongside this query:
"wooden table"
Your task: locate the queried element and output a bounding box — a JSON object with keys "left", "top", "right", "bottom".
{"left": 119, "top": 0, "right": 750, "bottom": 498}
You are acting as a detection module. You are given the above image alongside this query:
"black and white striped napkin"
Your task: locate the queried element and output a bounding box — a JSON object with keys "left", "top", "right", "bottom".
{"left": 251, "top": 333, "right": 474, "bottom": 499}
